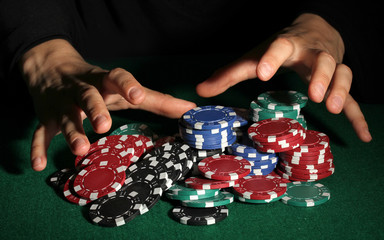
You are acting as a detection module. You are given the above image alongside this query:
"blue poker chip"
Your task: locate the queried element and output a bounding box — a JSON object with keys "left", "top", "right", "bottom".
{"left": 247, "top": 165, "right": 276, "bottom": 176}
{"left": 229, "top": 143, "right": 276, "bottom": 161}
{"left": 182, "top": 106, "right": 237, "bottom": 130}
{"left": 185, "top": 134, "right": 237, "bottom": 150}
{"left": 248, "top": 157, "right": 278, "bottom": 168}
{"left": 180, "top": 131, "right": 236, "bottom": 143}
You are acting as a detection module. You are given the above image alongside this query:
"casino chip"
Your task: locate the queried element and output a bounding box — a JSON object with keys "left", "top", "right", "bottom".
{"left": 171, "top": 205, "right": 228, "bottom": 225}
{"left": 281, "top": 182, "right": 331, "bottom": 207}
{"left": 88, "top": 190, "right": 146, "bottom": 227}
{"left": 232, "top": 175, "right": 287, "bottom": 200}
{"left": 257, "top": 90, "right": 308, "bottom": 111}
{"left": 198, "top": 155, "right": 251, "bottom": 180}
{"left": 181, "top": 191, "right": 234, "bottom": 208}
{"left": 182, "top": 105, "right": 237, "bottom": 130}
{"left": 73, "top": 161, "right": 126, "bottom": 200}
{"left": 184, "top": 176, "right": 239, "bottom": 190}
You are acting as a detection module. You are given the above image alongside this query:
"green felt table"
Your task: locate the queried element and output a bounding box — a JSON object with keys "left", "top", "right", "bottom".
{"left": 1, "top": 55, "right": 383, "bottom": 240}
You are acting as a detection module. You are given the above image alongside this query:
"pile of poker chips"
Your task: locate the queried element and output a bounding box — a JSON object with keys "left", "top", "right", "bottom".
{"left": 276, "top": 130, "right": 335, "bottom": 182}
{"left": 48, "top": 97, "right": 337, "bottom": 228}
{"left": 179, "top": 105, "right": 246, "bottom": 150}
{"left": 249, "top": 90, "right": 308, "bottom": 129}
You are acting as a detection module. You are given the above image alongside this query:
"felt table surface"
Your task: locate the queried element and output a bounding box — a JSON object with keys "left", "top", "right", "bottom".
{"left": 1, "top": 55, "right": 383, "bottom": 240}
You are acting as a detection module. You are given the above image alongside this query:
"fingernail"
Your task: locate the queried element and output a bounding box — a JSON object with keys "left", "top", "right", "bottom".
{"left": 259, "top": 63, "right": 272, "bottom": 79}
{"left": 332, "top": 95, "right": 343, "bottom": 110}
{"left": 72, "top": 138, "right": 86, "bottom": 151}
{"left": 94, "top": 115, "right": 107, "bottom": 128}
{"left": 32, "top": 157, "right": 42, "bottom": 169}
{"left": 364, "top": 128, "right": 372, "bottom": 142}
{"left": 128, "top": 87, "right": 143, "bottom": 100}
{"left": 314, "top": 84, "right": 325, "bottom": 99}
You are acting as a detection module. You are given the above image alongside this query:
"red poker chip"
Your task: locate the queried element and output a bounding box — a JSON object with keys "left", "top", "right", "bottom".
{"left": 184, "top": 176, "right": 239, "bottom": 190}
{"left": 63, "top": 174, "right": 92, "bottom": 206}
{"left": 285, "top": 130, "right": 329, "bottom": 153}
{"left": 131, "top": 134, "right": 154, "bottom": 156}
{"left": 74, "top": 135, "right": 138, "bottom": 167}
{"left": 256, "top": 129, "right": 306, "bottom": 145}
{"left": 280, "top": 159, "right": 333, "bottom": 170}
{"left": 277, "top": 162, "right": 335, "bottom": 175}
{"left": 275, "top": 167, "right": 334, "bottom": 181}
{"left": 73, "top": 162, "right": 126, "bottom": 200}
{"left": 248, "top": 118, "right": 304, "bottom": 143}
{"left": 233, "top": 175, "right": 287, "bottom": 200}
{"left": 254, "top": 133, "right": 305, "bottom": 153}
{"left": 78, "top": 147, "right": 135, "bottom": 170}
{"left": 154, "top": 136, "right": 176, "bottom": 148}
{"left": 279, "top": 151, "right": 333, "bottom": 161}
{"left": 282, "top": 145, "right": 331, "bottom": 157}
{"left": 198, "top": 155, "right": 251, "bottom": 180}
{"left": 282, "top": 154, "right": 334, "bottom": 165}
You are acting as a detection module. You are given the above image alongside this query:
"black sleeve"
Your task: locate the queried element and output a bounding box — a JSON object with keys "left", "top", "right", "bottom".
{"left": 300, "top": 1, "right": 384, "bottom": 103}
{"left": 0, "top": 0, "right": 82, "bottom": 81}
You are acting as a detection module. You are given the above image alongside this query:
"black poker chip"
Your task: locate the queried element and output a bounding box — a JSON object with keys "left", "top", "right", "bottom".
{"left": 171, "top": 205, "right": 229, "bottom": 226}
{"left": 48, "top": 168, "right": 76, "bottom": 190}
{"left": 88, "top": 190, "right": 145, "bottom": 227}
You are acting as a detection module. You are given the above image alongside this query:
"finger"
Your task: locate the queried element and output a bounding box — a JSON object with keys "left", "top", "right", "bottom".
{"left": 196, "top": 58, "right": 259, "bottom": 98}
{"left": 257, "top": 37, "right": 295, "bottom": 81}
{"left": 308, "top": 52, "right": 337, "bottom": 103}
{"left": 76, "top": 85, "right": 112, "bottom": 134}
{"left": 135, "top": 87, "right": 196, "bottom": 118}
{"left": 103, "top": 68, "right": 146, "bottom": 105}
{"left": 60, "top": 107, "right": 90, "bottom": 156}
{"left": 30, "top": 123, "right": 57, "bottom": 171}
{"left": 343, "top": 94, "right": 372, "bottom": 142}
{"left": 325, "top": 64, "right": 353, "bottom": 114}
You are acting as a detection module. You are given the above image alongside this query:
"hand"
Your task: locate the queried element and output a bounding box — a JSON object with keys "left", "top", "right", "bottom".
{"left": 21, "top": 39, "right": 196, "bottom": 171}
{"left": 196, "top": 13, "right": 372, "bottom": 143}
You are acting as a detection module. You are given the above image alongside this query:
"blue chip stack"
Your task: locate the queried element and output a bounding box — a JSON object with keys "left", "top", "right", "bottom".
{"left": 179, "top": 105, "right": 247, "bottom": 150}
{"left": 228, "top": 143, "right": 277, "bottom": 176}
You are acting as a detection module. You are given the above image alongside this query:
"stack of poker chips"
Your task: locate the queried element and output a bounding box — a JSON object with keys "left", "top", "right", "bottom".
{"left": 228, "top": 143, "right": 278, "bottom": 176}
{"left": 179, "top": 105, "right": 247, "bottom": 150}
{"left": 249, "top": 90, "right": 308, "bottom": 129}
{"left": 248, "top": 117, "right": 306, "bottom": 153}
{"left": 275, "top": 130, "right": 335, "bottom": 182}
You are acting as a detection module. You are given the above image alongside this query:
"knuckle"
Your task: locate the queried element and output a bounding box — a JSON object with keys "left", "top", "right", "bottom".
{"left": 108, "top": 67, "right": 133, "bottom": 80}
{"left": 275, "top": 36, "right": 294, "bottom": 49}
{"left": 319, "top": 51, "right": 337, "bottom": 66}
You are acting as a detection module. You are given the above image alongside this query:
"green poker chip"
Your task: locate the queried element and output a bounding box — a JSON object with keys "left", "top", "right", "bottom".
{"left": 281, "top": 182, "right": 331, "bottom": 207}
{"left": 110, "top": 123, "right": 157, "bottom": 140}
{"left": 250, "top": 101, "right": 300, "bottom": 122}
{"left": 257, "top": 91, "right": 308, "bottom": 111}
{"left": 167, "top": 182, "right": 220, "bottom": 196}
{"left": 181, "top": 191, "right": 234, "bottom": 208}
{"left": 165, "top": 189, "right": 219, "bottom": 201}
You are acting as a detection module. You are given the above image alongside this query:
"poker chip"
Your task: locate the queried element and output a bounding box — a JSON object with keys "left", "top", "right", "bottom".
{"left": 232, "top": 175, "right": 287, "bottom": 200}
{"left": 49, "top": 168, "right": 76, "bottom": 190}
{"left": 250, "top": 100, "right": 300, "bottom": 122}
{"left": 124, "top": 159, "right": 171, "bottom": 191}
{"left": 281, "top": 182, "right": 331, "bottom": 207}
{"left": 198, "top": 155, "right": 251, "bottom": 180}
{"left": 63, "top": 174, "right": 92, "bottom": 206}
{"left": 181, "top": 191, "right": 234, "bottom": 208}
{"left": 184, "top": 176, "right": 239, "bottom": 190}
{"left": 73, "top": 161, "right": 126, "bottom": 200}
{"left": 182, "top": 105, "right": 237, "bottom": 130}
{"left": 171, "top": 205, "right": 228, "bottom": 225}
{"left": 110, "top": 123, "right": 158, "bottom": 140}
{"left": 257, "top": 90, "right": 308, "bottom": 111}
{"left": 88, "top": 190, "right": 146, "bottom": 227}
{"left": 165, "top": 189, "right": 219, "bottom": 201}
{"left": 167, "top": 182, "right": 219, "bottom": 196}
{"left": 248, "top": 118, "right": 304, "bottom": 143}
{"left": 228, "top": 143, "right": 276, "bottom": 161}
{"left": 78, "top": 147, "right": 134, "bottom": 170}
{"left": 235, "top": 193, "right": 285, "bottom": 204}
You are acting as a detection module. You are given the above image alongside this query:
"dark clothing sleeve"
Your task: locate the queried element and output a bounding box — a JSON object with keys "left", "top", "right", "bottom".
{"left": 0, "top": 0, "right": 382, "bottom": 103}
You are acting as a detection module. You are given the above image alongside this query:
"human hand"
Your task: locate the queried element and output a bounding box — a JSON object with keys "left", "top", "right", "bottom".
{"left": 196, "top": 13, "right": 372, "bottom": 142}
{"left": 21, "top": 39, "right": 196, "bottom": 171}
